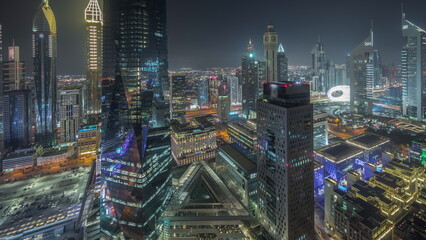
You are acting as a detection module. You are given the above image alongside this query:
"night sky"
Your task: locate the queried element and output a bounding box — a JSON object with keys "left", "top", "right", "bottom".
{"left": 1, "top": 0, "right": 425, "bottom": 74}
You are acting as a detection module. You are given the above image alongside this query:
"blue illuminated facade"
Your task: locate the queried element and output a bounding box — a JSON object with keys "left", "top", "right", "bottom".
{"left": 314, "top": 142, "right": 364, "bottom": 184}
{"left": 33, "top": 0, "right": 57, "bottom": 147}
{"left": 100, "top": 0, "right": 171, "bottom": 239}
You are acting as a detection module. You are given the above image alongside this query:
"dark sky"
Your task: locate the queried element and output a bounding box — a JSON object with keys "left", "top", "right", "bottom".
{"left": 1, "top": 0, "right": 425, "bottom": 74}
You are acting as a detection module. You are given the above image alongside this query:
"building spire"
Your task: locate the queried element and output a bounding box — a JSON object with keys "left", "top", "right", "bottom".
{"left": 85, "top": 0, "right": 103, "bottom": 24}
{"left": 401, "top": 2, "right": 405, "bottom": 25}
{"left": 247, "top": 39, "right": 254, "bottom": 50}
{"left": 278, "top": 43, "right": 285, "bottom": 53}
{"left": 370, "top": 19, "right": 374, "bottom": 46}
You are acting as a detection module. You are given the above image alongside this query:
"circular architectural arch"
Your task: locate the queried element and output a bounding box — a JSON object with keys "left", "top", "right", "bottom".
{"left": 327, "top": 85, "right": 350, "bottom": 102}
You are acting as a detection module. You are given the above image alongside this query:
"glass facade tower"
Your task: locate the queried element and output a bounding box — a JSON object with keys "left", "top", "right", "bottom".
{"left": 32, "top": 0, "right": 57, "bottom": 147}
{"left": 100, "top": 0, "right": 171, "bottom": 239}
{"left": 401, "top": 14, "right": 426, "bottom": 120}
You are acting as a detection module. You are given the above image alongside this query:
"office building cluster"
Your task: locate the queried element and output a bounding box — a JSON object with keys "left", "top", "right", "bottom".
{"left": 1, "top": 1, "right": 426, "bottom": 240}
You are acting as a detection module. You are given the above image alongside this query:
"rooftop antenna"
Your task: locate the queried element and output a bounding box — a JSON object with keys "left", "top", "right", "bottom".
{"left": 370, "top": 19, "right": 374, "bottom": 46}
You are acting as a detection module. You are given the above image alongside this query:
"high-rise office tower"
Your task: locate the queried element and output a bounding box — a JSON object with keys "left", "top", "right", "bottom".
{"left": 241, "top": 40, "right": 259, "bottom": 119}
{"left": 311, "top": 39, "right": 327, "bottom": 92}
{"left": 257, "top": 82, "right": 315, "bottom": 240}
{"left": 100, "top": 0, "right": 172, "bottom": 238}
{"left": 59, "top": 88, "right": 82, "bottom": 143}
{"left": 264, "top": 24, "right": 278, "bottom": 83}
{"left": 85, "top": 0, "right": 103, "bottom": 119}
{"left": 277, "top": 43, "right": 288, "bottom": 82}
{"left": 3, "top": 90, "right": 32, "bottom": 150}
{"left": 2, "top": 45, "right": 25, "bottom": 91}
{"left": 349, "top": 27, "right": 375, "bottom": 115}
{"left": 402, "top": 13, "right": 426, "bottom": 120}
{"left": 0, "top": 24, "right": 3, "bottom": 152}
{"left": 217, "top": 81, "right": 231, "bottom": 123}
{"left": 0, "top": 24, "right": 2, "bottom": 62}
{"left": 33, "top": 0, "right": 57, "bottom": 147}
{"left": 373, "top": 49, "right": 383, "bottom": 88}
{"left": 170, "top": 74, "right": 186, "bottom": 119}
{"left": 197, "top": 78, "right": 209, "bottom": 107}
{"left": 226, "top": 75, "right": 239, "bottom": 104}
{"left": 209, "top": 75, "right": 219, "bottom": 107}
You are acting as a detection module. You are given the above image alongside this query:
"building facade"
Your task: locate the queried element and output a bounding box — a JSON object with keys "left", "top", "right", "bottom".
{"left": 59, "top": 88, "right": 82, "bottom": 143}
{"left": 313, "top": 110, "right": 328, "bottom": 149}
{"left": 33, "top": 0, "right": 57, "bottom": 147}
{"left": 85, "top": 0, "right": 103, "bottom": 119}
{"left": 2, "top": 45, "right": 25, "bottom": 92}
{"left": 264, "top": 25, "right": 278, "bottom": 83}
{"left": 257, "top": 82, "right": 315, "bottom": 240}
{"left": 349, "top": 28, "right": 375, "bottom": 115}
{"left": 401, "top": 14, "right": 426, "bottom": 120}
{"left": 217, "top": 81, "right": 231, "bottom": 123}
{"left": 241, "top": 40, "right": 259, "bottom": 119}
{"left": 2, "top": 90, "right": 32, "bottom": 150}
{"left": 77, "top": 124, "right": 100, "bottom": 159}
{"left": 170, "top": 74, "right": 186, "bottom": 119}
{"left": 171, "top": 117, "right": 217, "bottom": 166}
{"left": 277, "top": 43, "right": 288, "bottom": 82}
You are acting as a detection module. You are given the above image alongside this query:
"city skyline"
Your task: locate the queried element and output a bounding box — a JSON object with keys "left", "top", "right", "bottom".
{"left": 0, "top": 0, "right": 425, "bottom": 74}
{"left": 2, "top": 0, "right": 426, "bottom": 239}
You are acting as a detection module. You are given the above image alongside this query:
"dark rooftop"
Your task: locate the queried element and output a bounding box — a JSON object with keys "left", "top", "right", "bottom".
{"left": 315, "top": 142, "right": 363, "bottom": 163}
{"left": 347, "top": 133, "right": 389, "bottom": 149}
{"left": 218, "top": 143, "right": 256, "bottom": 172}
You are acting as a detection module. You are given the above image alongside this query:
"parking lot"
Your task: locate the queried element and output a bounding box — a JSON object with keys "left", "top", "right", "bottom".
{"left": 0, "top": 167, "right": 90, "bottom": 227}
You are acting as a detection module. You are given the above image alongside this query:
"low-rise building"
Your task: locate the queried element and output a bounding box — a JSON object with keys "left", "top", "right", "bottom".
{"left": 227, "top": 119, "right": 257, "bottom": 154}
{"left": 77, "top": 125, "right": 100, "bottom": 159}
{"left": 346, "top": 133, "right": 389, "bottom": 165}
{"left": 314, "top": 142, "right": 364, "bottom": 184}
{"left": 1, "top": 148, "right": 35, "bottom": 171}
{"left": 313, "top": 110, "right": 328, "bottom": 149}
{"left": 37, "top": 148, "right": 69, "bottom": 166}
{"left": 171, "top": 116, "right": 217, "bottom": 165}
{"left": 409, "top": 136, "right": 426, "bottom": 167}
{"left": 324, "top": 159, "right": 426, "bottom": 240}
{"left": 215, "top": 143, "right": 257, "bottom": 214}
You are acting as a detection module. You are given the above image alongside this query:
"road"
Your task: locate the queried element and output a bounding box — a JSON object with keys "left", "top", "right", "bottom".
{"left": 0, "top": 156, "right": 93, "bottom": 182}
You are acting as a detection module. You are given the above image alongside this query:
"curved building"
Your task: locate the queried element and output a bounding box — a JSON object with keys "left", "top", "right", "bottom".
{"left": 33, "top": 0, "right": 57, "bottom": 147}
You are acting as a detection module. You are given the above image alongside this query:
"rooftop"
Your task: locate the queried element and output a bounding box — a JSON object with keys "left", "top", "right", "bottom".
{"left": 218, "top": 143, "right": 256, "bottom": 172}
{"left": 315, "top": 142, "right": 363, "bottom": 163}
{"left": 346, "top": 133, "right": 389, "bottom": 149}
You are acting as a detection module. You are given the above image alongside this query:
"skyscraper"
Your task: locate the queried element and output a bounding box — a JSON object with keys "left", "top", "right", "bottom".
{"left": 197, "top": 78, "right": 209, "bottom": 107}
{"left": 311, "top": 39, "right": 327, "bottom": 92}
{"left": 401, "top": 13, "right": 426, "bottom": 120}
{"left": 264, "top": 24, "right": 278, "bottom": 83}
{"left": 2, "top": 45, "right": 25, "bottom": 91}
{"left": 217, "top": 81, "right": 231, "bottom": 123}
{"left": 241, "top": 40, "right": 259, "bottom": 119}
{"left": 33, "top": 0, "right": 57, "bottom": 147}
{"left": 3, "top": 90, "right": 32, "bottom": 150}
{"left": 85, "top": 0, "right": 103, "bottom": 119}
{"left": 170, "top": 74, "right": 186, "bottom": 119}
{"left": 257, "top": 82, "right": 315, "bottom": 240}
{"left": 349, "top": 27, "right": 375, "bottom": 115}
{"left": 59, "top": 88, "right": 82, "bottom": 143}
{"left": 277, "top": 43, "right": 288, "bottom": 82}
{"left": 0, "top": 24, "right": 3, "bottom": 152}
{"left": 100, "top": 0, "right": 172, "bottom": 238}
